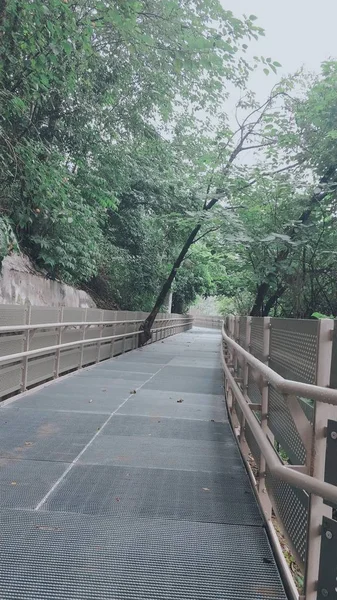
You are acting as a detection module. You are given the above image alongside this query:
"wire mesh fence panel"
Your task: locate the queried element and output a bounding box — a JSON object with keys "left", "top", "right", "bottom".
{"left": 250, "top": 318, "right": 264, "bottom": 361}
{"left": 270, "top": 318, "right": 318, "bottom": 384}
{"left": 266, "top": 468, "right": 309, "bottom": 570}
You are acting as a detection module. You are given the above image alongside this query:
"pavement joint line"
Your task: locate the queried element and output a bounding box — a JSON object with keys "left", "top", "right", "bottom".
{"left": 34, "top": 360, "right": 169, "bottom": 511}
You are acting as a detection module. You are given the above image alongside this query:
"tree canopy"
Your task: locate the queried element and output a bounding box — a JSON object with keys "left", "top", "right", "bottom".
{"left": 1, "top": 0, "right": 337, "bottom": 320}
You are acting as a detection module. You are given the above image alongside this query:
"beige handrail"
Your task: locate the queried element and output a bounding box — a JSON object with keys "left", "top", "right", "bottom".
{"left": 0, "top": 317, "right": 188, "bottom": 334}
{"left": 0, "top": 320, "right": 194, "bottom": 366}
{"left": 220, "top": 342, "right": 337, "bottom": 505}
{"left": 222, "top": 325, "right": 337, "bottom": 405}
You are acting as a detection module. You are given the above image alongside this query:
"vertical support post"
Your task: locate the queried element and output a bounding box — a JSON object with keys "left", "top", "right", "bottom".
{"left": 96, "top": 310, "right": 104, "bottom": 363}
{"left": 55, "top": 307, "right": 64, "bottom": 377}
{"left": 233, "top": 316, "right": 240, "bottom": 378}
{"left": 223, "top": 319, "right": 233, "bottom": 411}
{"left": 21, "top": 305, "right": 31, "bottom": 392}
{"left": 110, "top": 317, "right": 116, "bottom": 358}
{"left": 256, "top": 317, "right": 272, "bottom": 518}
{"left": 243, "top": 317, "right": 252, "bottom": 399}
{"left": 122, "top": 321, "right": 127, "bottom": 353}
{"left": 305, "top": 319, "right": 336, "bottom": 600}
{"left": 79, "top": 308, "right": 87, "bottom": 369}
{"left": 236, "top": 316, "right": 248, "bottom": 456}
{"left": 132, "top": 321, "right": 136, "bottom": 349}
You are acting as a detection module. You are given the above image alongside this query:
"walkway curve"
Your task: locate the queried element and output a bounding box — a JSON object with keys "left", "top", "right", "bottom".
{"left": 0, "top": 327, "right": 287, "bottom": 599}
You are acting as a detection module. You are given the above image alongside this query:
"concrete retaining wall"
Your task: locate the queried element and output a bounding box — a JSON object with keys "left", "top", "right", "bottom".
{"left": 0, "top": 255, "right": 95, "bottom": 308}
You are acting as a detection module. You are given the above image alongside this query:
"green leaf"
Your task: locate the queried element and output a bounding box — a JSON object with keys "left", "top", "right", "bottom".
{"left": 263, "top": 68, "right": 270, "bottom": 75}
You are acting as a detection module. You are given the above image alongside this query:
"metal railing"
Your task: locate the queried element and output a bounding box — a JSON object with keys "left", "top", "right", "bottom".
{"left": 0, "top": 305, "right": 192, "bottom": 399}
{"left": 222, "top": 316, "right": 337, "bottom": 600}
{"left": 193, "top": 314, "right": 223, "bottom": 329}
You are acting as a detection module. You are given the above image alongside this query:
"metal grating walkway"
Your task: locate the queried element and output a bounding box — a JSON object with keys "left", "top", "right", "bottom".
{"left": 0, "top": 328, "right": 287, "bottom": 599}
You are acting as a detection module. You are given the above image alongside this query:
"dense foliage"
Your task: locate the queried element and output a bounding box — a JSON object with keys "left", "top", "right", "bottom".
{"left": 213, "top": 63, "right": 337, "bottom": 317}
{"left": 2, "top": 1, "right": 337, "bottom": 318}
{"left": 0, "top": 0, "right": 263, "bottom": 310}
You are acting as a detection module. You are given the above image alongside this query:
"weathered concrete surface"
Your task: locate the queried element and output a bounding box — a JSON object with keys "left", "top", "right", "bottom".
{"left": 0, "top": 254, "right": 95, "bottom": 307}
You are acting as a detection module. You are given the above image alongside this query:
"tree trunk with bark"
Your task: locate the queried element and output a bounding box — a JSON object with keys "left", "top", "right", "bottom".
{"left": 138, "top": 224, "right": 201, "bottom": 345}
{"left": 139, "top": 93, "right": 302, "bottom": 342}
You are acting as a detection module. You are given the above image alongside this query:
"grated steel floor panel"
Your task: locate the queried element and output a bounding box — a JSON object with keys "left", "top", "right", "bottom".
{"left": 18, "top": 387, "right": 132, "bottom": 412}
{"left": 143, "top": 373, "right": 224, "bottom": 394}
{"left": 0, "top": 328, "right": 287, "bottom": 599}
{"left": 77, "top": 368, "right": 151, "bottom": 380}
{"left": 0, "top": 408, "right": 106, "bottom": 461}
{"left": 117, "top": 392, "right": 227, "bottom": 421}
{"left": 102, "top": 414, "right": 229, "bottom": 440}
{"left": 0, "top": 459, "right": 68, "bottom": 509}
{"left": 0, "top": 509, "right": 286, "bottom": 600}
{"left": 159, "top": 365, "right": 224, "bottom": 380}
{"left": 43, "top": 464, "right": 263, "bottom": 525}
{"left": 93, "top": 360, "right": 163, "bottom": 373}
{"left": 78, "top": 434, "right": 242, "bottom": 471}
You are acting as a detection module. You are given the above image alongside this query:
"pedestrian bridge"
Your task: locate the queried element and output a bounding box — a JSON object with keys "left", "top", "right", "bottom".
{"left": 0, "top": 308, "right": 337, "bottom": 599}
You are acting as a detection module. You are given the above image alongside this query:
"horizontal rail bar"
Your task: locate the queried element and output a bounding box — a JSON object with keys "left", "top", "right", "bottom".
{"left": 222, "top": 325, "right": 337, "bottom": 405}
{"left": 0, "top": 317, "right": 190, "bottom": 334}
{"left": 0, "top": 320, "right": 194, "bottom": 366}
{"left": 221, "top": 343, "right": 337, "bottom": 505}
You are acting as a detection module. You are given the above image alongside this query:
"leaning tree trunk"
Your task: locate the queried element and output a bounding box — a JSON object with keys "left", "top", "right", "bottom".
{"left": 139, "top": 224, "right": 201, "bottom": 346}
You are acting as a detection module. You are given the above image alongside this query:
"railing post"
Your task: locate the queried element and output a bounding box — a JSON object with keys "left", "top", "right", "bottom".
{"left": 96, "top": 310, "right": 104, "bottom": 363}
{"left": 110, "top": 317, "right": 116, "bottom": 358}
{"left": 54, "top": 307, "right": 64, "bottom": 377}
{"left": 304, "top": 319, "right": 337, "bottom": 600}
{"left": 243, "top": 316, "right": 252, "bottom": 399}
{"left": 122, "top": 320, "right": 127, "bottom": 353}
{"left": 237, "top": 317, "right": 252, "bottom": 458}
{"left": 132, "top": 321, "right": 137, "bottom": 349}
{"left": 256, "top": 316, "right": 272, "bottom": 519}
{"left": 21, "top": 305, "right": 31, "bottom": 392}
{"left": 224, "top": 317, "right": 235, "bottom": 413}
{"left": 233, "top": 316, "right": 240, "bottom": 378}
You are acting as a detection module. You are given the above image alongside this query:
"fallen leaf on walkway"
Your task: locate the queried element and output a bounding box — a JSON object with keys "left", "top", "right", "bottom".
{"left": 102, "top": 388, "right": 107, "bottom": 392}
{"left": 210, "top": 419, "right": 215, "bottom": 422}
{"left": 115, "top": 497, "right": 120, "bottom": 502}
{"left": 130, "top": 390, "right": 137, "bottom": 394}
{"left": 24, "top": 441, "right": 33, "bottom": 446}
{"left": 10, "top": 481, "right": 16, "bottom": 485}
{"left": 202, "top": 487, "right": 210, "bottom": 492}
{"left": 177, "top": 399, "right": 184, "bottom": 403}
{"left": 89, "top": 399, "right": 93, "bottom": 403}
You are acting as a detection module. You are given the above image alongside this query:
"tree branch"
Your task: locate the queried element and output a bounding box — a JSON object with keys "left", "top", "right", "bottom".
{"left": 192, "top": 226, "right": 220, "bottom": 244}
{"left": 235, "top": 161, "right": 302, "bottom": 194}
{"left": 240, "top": 141, "right": 277, "bottom": 151}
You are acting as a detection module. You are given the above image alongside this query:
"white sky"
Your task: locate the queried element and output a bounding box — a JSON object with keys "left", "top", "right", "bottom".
{"left": 222, "top": 0, "right": 337, "bottom": 99}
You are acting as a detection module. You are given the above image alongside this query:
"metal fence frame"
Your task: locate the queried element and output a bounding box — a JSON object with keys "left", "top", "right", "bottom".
{"left": 0, "top": 306, "right": 193, "bottom": 400}
{"left": 222, "top": 316, "right": 337, "bottom": 600}
{"left": 193, "top": 315, "right": 223, "bottom": 329}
